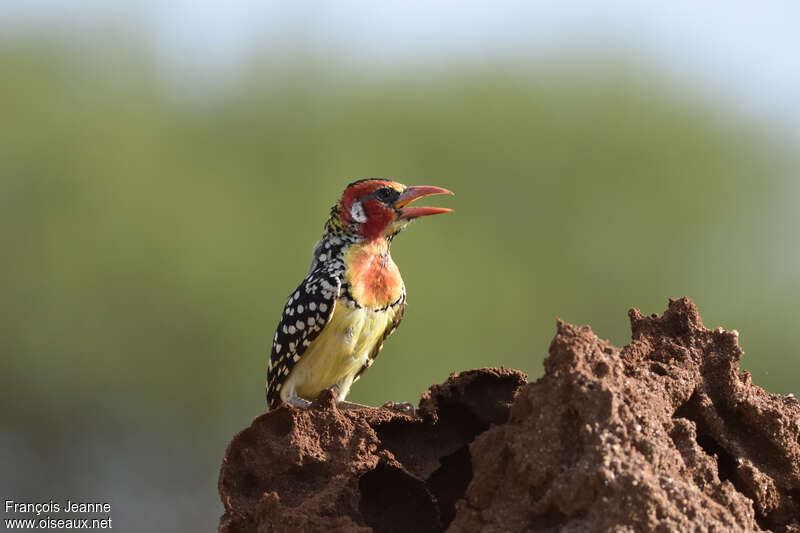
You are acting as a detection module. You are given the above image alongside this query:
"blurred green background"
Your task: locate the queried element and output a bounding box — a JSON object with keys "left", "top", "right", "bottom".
{"left": 2, "top": 3, "right": 799, "bottom": 531}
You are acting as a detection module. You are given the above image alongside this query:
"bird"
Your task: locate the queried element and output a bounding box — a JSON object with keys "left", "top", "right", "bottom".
{"left": 266, "top": 178, "right": 454, "bottom": 411}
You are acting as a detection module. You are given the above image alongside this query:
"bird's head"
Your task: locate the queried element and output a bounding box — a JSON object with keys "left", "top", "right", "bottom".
{"left": 332, "top": 178, "right": 454, "bottom": 241}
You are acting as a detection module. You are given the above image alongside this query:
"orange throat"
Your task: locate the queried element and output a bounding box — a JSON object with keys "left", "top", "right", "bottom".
{"left": 344, "top": 240, "right": 403, "bottom": 308}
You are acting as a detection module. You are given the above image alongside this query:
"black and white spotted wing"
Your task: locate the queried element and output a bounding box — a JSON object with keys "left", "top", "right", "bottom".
{"left": 266, "top": 269, "right": 341, "bottom": 409}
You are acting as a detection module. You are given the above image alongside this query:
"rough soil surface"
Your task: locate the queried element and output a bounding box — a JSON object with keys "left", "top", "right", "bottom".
{"left": 218, "top": 298, "right": 800, "bottom": 532}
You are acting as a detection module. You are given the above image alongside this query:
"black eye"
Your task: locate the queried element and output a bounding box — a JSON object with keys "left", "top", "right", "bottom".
{"left": 375, "top": 187, "right": 396, "bottom": 203}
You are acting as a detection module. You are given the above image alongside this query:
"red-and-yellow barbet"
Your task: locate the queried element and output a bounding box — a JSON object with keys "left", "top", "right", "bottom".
{"left": 266, "top": 178, "right": 454, "bottom": 411}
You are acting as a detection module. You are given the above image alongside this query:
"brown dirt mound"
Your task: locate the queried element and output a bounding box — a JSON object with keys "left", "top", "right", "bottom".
{"left": 218, "top": 298, "right": 800, "bottom": 532}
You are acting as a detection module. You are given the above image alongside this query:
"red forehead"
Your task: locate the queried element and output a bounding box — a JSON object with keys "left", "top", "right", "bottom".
{"left": 341, "top": 179, "right": 404, "bottom": 206}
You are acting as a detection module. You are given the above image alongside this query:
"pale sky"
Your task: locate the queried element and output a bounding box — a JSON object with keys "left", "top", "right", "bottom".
{"left": 2, "top": 1, "right": 799, "bottom": 135}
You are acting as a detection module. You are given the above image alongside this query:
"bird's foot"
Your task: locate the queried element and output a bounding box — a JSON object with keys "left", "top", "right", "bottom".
{"left": 381, "top": 401, "right": 416, "bottom": 417}
{"left": 286, "top": 395, "right": 311, "bottom": 409}
{"left": 336, "top": 400, "right": 371, "bottom": 411}
{"left": 332, "top": 399, "right": 416, "bottom": 417}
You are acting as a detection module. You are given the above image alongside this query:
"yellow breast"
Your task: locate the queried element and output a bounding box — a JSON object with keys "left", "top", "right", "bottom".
{"left": 281, "top": 298, "right": 399, "bottom": 403}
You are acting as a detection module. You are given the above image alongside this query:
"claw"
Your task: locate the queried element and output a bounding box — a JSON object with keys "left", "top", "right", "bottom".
{"left": 286, "top": 395, "right": 311, "bottom": 409}
{"left": 337, "top": 400, "right": 371, "bottom": 411}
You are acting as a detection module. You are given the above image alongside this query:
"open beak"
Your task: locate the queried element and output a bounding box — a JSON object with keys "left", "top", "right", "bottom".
{"left": 395, "top": 185, "right": 455, "bottom": 220}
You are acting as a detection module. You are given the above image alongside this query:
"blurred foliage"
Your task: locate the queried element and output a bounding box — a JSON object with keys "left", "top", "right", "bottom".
{"left": 1, "top": 38, "right": 797, "bottom": 530}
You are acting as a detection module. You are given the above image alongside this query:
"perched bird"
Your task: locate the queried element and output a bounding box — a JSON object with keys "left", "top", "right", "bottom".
{"left": 266, "top": 178, "right": 454, "bottom": 411}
